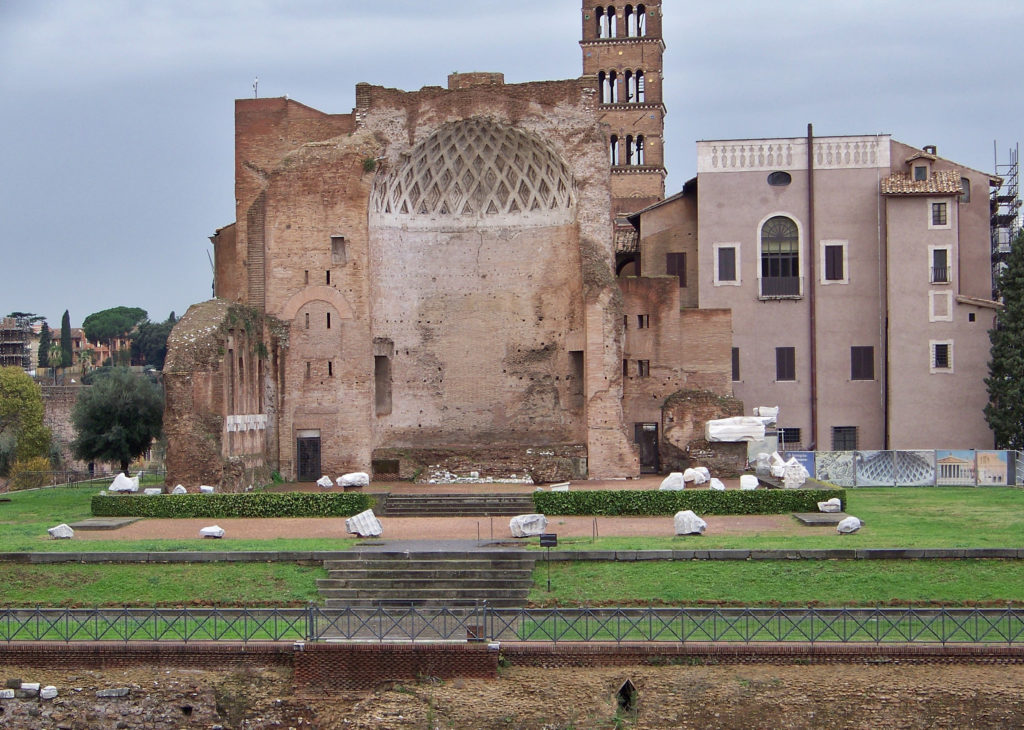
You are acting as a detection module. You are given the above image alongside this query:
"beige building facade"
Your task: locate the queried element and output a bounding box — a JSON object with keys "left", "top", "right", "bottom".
{"left": 631, "top": 132, "right": 999, "bottom": 451}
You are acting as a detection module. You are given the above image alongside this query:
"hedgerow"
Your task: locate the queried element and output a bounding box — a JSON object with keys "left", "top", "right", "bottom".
{"left": 91, "top": 492, "right": 373, "bottom": 519}
{"left": 532, "top": 488, "right": 844, "bottom": 516}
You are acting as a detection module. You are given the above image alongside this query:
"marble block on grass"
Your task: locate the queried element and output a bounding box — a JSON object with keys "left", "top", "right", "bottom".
{"left": 199, "top": 525, "right": 225, "bottom": 539}
{"left": 316, "top": 475, "right": 334, "bottom": 488}
{"left": 818, "top": 498, "right": 842, "bottom": 513}
{"left": 510, "top": 513, "right": 547, "bottom": 538}
{"left": 337, "top": 472, "right": 370, "bottom": 488}
{"left": 48, "top": 523, "right": 74, "bottom": 539}
{"left": 837, "top": 516, "right": 862, "bottom": 534}
{"left": 659, "top": 472, "right": 685, "bottom": 491}
{"left": 346, "top": 509, "right": 383, "bottom": 537}
{"left": 674, "top": 510, "right": 707, "bottom": 535}
{"left": 108, "top": 473, "right": 138, "bottom": 492}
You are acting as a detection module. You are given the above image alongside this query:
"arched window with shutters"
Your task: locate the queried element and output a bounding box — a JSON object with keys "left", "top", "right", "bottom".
{"left": 759, "top": 215, "right": 801, "bottom": 297}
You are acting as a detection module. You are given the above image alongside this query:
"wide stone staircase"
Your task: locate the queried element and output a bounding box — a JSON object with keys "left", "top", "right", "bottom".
{"left": 317, "top": 550, "right": 536, "bottom": 609}
{"left": 374, "top": 493, "right": 535, "bottom": 517}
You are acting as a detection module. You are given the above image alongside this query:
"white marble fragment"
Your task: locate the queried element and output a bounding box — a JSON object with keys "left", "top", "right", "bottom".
{"left": 199, "top": 525, "right": 225, "bottom": 538}
{"left": 509, "top": 513, "right": 547, "bottom": 538}
{"left": 682, "top": 468, "right": 698, "bottom": 482}
{"left": 692, "top": 467, "right": 711, "bottom": 485}
{"left": 199, "top": 485, "right": 215, "bottom": 493}
{"left": 143, "top": 488, "right": 162, "bottom": 496}
{"left": 337, "top": 472, "right": 370, "bottom": 488}
{"left": 40, "top": 686, "right": 58, "bottom": 699}
{"left": 739, "top": 475, "right": 759, "bottom": 490}
{"left": 171, "top": 485, "right": 187, "bottom": 495}
{"left": 316, "top": 475, "right": 333, "bottom": 488}
{"left": 346, "top": 509, "right": 382, "bottom": 537}
{"left": 48, "top": 523, "right": 74, "bottom": 539}
{"left": 708, "top": 478, "right": 726, "bottom": 491}
{"left": 659, "top": 472, "right": 685, "bottom": 491}
{"left": 837, "top": 516, "right": 862, "bottom": 534}
{"left": 705, "top": 416, "right": 766, "bottom": 442}
{"left": 550, "top": 483, "right": 569, "bottom": 492}
{"left": 818, "top": 497, "right": 842, "bottom": 513}
{"left": 674, "top": 510, "right": 707, "bottom": 535}
{"left": 20, "top": 683, "right": 40, "bottom": 692}
{"left": 782, "top": 458, "right": 809, "bottom": 489}
{"left": 108, "top": 473, "right": 138, "bottom": 492}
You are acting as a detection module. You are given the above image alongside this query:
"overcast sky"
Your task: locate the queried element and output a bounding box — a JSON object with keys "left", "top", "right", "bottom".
{"left": 2, "top": 1, "right": 1022, "bottom": 328}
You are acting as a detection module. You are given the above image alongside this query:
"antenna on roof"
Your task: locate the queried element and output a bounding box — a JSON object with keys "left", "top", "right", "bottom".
{"left": 253, "top": 77, "right": 259, "bottom": 99}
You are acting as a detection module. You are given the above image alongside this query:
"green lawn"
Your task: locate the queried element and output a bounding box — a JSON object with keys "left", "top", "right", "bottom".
{"left": 528, "top": 558, "right": 1024, "bottom": 608}
{"left": 0, "top": 562, "right": 324, "bottom": 606}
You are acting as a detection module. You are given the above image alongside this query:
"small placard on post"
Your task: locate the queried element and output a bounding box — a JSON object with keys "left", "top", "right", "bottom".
{"left": 540, "top": 533, "right": 557, "bottom": 547}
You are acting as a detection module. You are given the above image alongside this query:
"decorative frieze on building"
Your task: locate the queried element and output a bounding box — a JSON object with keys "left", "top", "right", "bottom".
{"left": 697, "top": 136, "right": 891, "bottom": 173}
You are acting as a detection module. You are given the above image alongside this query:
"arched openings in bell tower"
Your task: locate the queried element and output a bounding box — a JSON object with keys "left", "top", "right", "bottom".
{"left": 595, "top": 5, "right": 617, "bottom": 38}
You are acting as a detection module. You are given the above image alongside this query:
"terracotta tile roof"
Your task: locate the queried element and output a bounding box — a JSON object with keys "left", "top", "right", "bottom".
{"left": 881, "top": 170, "right": 963, "bottom": 196}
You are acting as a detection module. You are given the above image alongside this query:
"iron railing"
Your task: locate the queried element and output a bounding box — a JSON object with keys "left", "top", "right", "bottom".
{"left": 3, "top": 605, "right": 1022, "bottom": 645}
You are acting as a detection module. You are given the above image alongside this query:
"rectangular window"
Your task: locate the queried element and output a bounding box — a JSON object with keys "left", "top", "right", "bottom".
{"left": 731, "top": 347, "right": 740, "bottom": 381}
{"left": 304, "top": 270, "right": 309, "bottom": 285}
{"left": 824, "top": 244, "right": 844, "bottom": 281}
{"left": 665, "top": 252, "right": 687, "bottom": 287}
{"left": 717, "top": 246, "right": 736, "bottom": 282}
{"left": 832, "top": 426, "right": 858, "bottom": 451}
{"left": 960, "top": 177, "right": 971, "bottom": 204}
{"left": 328, "top": 361, "right": 333, "bottom": 377}
{"left": 305, "top": 312, "right": 310, "bottom": 329}
{"left": 623, "top": 315, "right": 628, "bottom": 329}
{"left": 331, "top": 235, "right": 347, "bottom": 265}
{"left": 931, "top": 248, "right": 949, "bottom": 283}
{"left": 637, "top": 314, "right": 650, "bottom": 329}
{"left": 326, "top": 270, "right": 331, "bottom": 285}
{"left": 932, "top": 202, "right": 947, "bottom": 227}
{"left": 305, "top": 361, "right": 311, "bottom": 378}
{"left": 775, "top": 347, "right": 795, "bottom": 381}
{"left": 326, "top": 312, "right": 332, "bottom": 329}
{"left": 933, "top": 343, "right": 950, "bottom": 369}
{"left": 850, "top": 346, "right": 874, "bottom": 380}
{"left": 623, "top": 358, "right": 629, "bottom": 376}
{"left": 914, "top": 165, "right": 928, "bottom": 181}
{"left": 778, "top": 427, "right": 802, "bottom": 450}
{"left": 637, "top": 359, "right": 650, "bottom": 377}
{"left": 374, "top": 355, "right": 392, "bottom": 415}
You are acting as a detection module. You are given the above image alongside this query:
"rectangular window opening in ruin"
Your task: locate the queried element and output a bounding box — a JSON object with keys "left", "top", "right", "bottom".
{"left": 326, "top": 270, "right": 331, "bottom": 285}
{"left": 637, "top": 359, "right": 650, "bottom": 377}
{"left": 306, "top": 361, "right": 311, "bottom": 379}
{"left": 304, "top": 270, "right": 309, "bottom": 285}
{"left": 666, "top": 252, "right": 686, "bottom": 287}
{"left": 623, "top": 358, "right": 629, "bottom": 376}
{"left": 228, "top": 348, "right": 235, "bottom": 414}
{"left": 305, "top": 312, "right": 310, "bottom": 329}
{"left": 328, "top": 361, "right": 333, "bottom": 377}
{"left": 570, "top": 350, "right": 585, "bottom": 409}
{"left": 637, "top": 314, "right": 649, "bottom": 328}
{"left": 331, "top": 235, "right": 347, "bottom": 265}
{"left": 731, "top": 347, "right": 740, "bottom": 381}
{"left": 327, "top": 312, "right": 331, "bottom": 329}
{"left": 257, "top": 359, "right": 264, "bottom": 412}
{"left": 375, "top": 355, "right": 392, "bottom": 416}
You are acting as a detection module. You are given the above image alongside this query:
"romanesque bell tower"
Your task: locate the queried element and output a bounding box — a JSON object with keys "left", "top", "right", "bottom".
{"left": 581, "top": 2, "right": 666, "bottom": 221}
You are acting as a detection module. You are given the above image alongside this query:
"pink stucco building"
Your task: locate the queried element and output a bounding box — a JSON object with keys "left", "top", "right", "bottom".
{"left": 630, "top": 131, "right": 1000, "bottom": 451}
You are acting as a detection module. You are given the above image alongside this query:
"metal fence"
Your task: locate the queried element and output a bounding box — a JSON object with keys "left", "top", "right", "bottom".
{"left": 3, "top": 605, "right": 1022, "bottom": 645}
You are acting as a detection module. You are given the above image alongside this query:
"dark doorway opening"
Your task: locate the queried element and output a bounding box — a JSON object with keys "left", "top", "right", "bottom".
{"left": 296, "top": 436, "right": 321, "bottom": 481}
{"left": 634, "top": 422, "right": 659, "bottom": 473}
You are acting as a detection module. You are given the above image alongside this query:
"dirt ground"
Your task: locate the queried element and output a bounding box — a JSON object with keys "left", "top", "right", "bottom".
{"left": 2, "top": 662, "right": 1023, "bottom": 729}
{"left": 79, "top": 476, "right": 807, "bottom": 542}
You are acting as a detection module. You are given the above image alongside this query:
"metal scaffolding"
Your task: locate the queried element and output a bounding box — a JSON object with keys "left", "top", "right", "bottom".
{"left": 991, "top": 142, "right": 1021, "bottom": 298}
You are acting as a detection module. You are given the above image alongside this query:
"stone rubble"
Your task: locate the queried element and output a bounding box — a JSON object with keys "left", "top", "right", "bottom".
{"left": 658, "top": 472, "right": 685, "bottom": 491}
{"left": 316, "top": 475, "right": 334, "bottom": 488}
{"left": 345, "top": 509, "right": 383, "bottom": 537}
{"left": 739, "top": 475, "right": 759, "bottom": 490}
{"left": 673, "top": 510, "right": 707, "bottom": 535}
{"left": 818, "top": 497, "right": 843, "bottom": 513}
{"left": 837, "top": 516, "right": 863, "bottom": 534}
{"left": 47, "top": 523, "right": 74, "bottom": 539}
{"left": 199, "top": 525, "right": 225, "bottom": 539}
{"left": 509, "top": 513, "right": 548, "bottom": 538}
{"left": 171, "top": 485, "right": 188, "bottom": 494}
{"left": 337, "top": 472, "right": 370, "bottom": 488}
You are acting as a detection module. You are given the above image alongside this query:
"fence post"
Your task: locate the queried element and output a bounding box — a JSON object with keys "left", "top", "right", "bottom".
{"left": 305, "top": 602, "right": 315, "bottom": 642}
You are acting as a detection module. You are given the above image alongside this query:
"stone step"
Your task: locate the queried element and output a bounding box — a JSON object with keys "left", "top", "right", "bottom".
{"left": 318, "top": 587, "right": 530, "bottom": 601}
{"left": 317, "top": 577, "right": 534, "bottom": 590}
{"left": 324, "top": 597, "right": 526, "bottom": 609}
{"left": 374, "top": 494, "right": 536, "bottom": 517}
{"left": 323, "top": 569, "right": 534, "bottom": 581}
{"left": 323, "top": 550, "right": 530, "bottom": 561}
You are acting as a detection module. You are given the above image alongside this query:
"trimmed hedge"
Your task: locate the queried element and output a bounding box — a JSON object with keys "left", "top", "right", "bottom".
{"left": 532, "top": 488, "right": 844, "bottom": 516}
{"left": 91, "top": 492, "right": 373, "bottom": 519}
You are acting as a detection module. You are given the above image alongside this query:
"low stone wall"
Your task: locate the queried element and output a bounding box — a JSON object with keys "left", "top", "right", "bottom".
{"left": 372, "top": 444, "right": 588, "bottom": 483}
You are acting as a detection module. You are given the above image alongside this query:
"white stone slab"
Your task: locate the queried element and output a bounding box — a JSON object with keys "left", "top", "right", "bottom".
{"left": 346, "top": 509, "right": 383, "bottom": 537}
{"left": 40, "top": 686, "right": 58, "bottom": 700}
{"left": 171, "top": 485, "right": 187, "bottom": 494}
{"left": 143, "top": 488, "right": 162, "bottom": 496}
{"left": 316, "top": 475, "right": 334, "bottom": 488}
{"left": 674, "top": 510, "right": 707, "bottom": 535}
{"left": 20, "top": 683, "right": 40, "bottom": 692}
{"left": 48, "top": 523, "right": 74, "bottom": 539}
{"left": 739, "top": 475, "right": 759, "bottom": 490}
{"left": 108, "top": 473, "right": 138, "bottom": 492}
{"left": 705, "top": 416, "right": 766, "bottom": 443}
{"left": 693, "top": 467, "right": 710, "bottom": 484}
{"left": 837, "top": 516, "right": 862, "bottom": 534}
{"left": 818, "top": 497, "right": 842, "bottom": 513}
{"left": 199, "top": 485, "right": 215, "bottom": 493}
{"left": 782, "top": 458, "right": 809, "bottom": 489}
{"left": 659, "top": 472, "right": 685, "bottom": 491}
{"left": 199, "top": 525, "right": 225, "bottom": 538}
{"left": 509, "top": 513, "right": 548, "bottom": 538}
{"left": 337, "top": 472, "right": 370, "bottom": 488}
{"left": 709, "top": 478, "right": 726, "bottom": 491}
